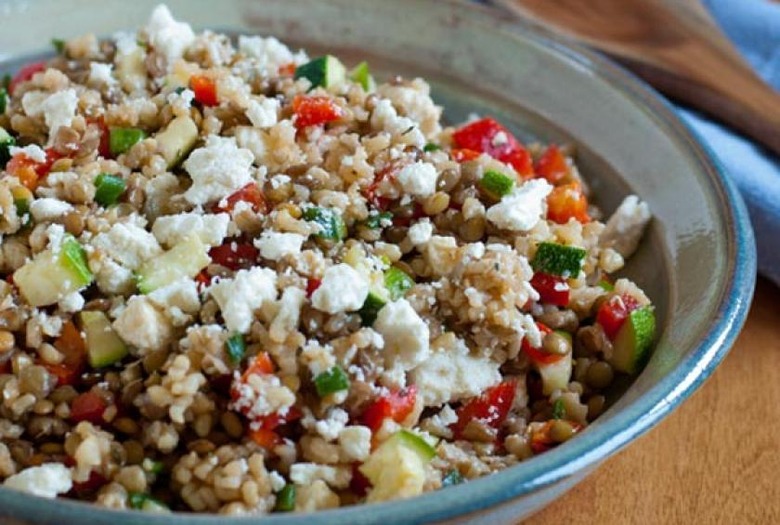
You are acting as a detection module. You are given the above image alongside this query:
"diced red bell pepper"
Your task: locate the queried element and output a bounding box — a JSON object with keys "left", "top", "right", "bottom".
{"left": 529, "top": 419, "right": 583, "bottom": 453}
{"left": 596, "top": 293, "right": 640, "bottom": 340}
{"left": 9, "top": 61, "right": 47, "bottom": 95}
{"left": 364, "top": 162, "right": 398, "bottom": 211}
{"left": 350, "top": 462, "right": 371, "bottom": 497}
{"left": 248, "top": 427, "right": 281, "bottom": 449}
{"left": 194, "top": 269, "right": 212, "bottom": 290}
{"left": 306, "top": 278, "right": 322, "bottom": 298}
{"left": 361, "top": 385, "right": 418, "bottom": 433}
{"left": 243, "top": 352, "right": 274, "bottom": 379}
{"left": 450, "top": 380, "right": 517, "bottom": 440}
{"left": 391, "top": 202, "right": 425, "bottom": 228}
{"left": 190, "top": 74, "right": 219, "bottom": 107}
{"left": 546, "top": 182, "right": 590, "bottom": 224}
{"left": 450, "top": 148, "right": 480, "bottom": 163}
{"left": 278, "top": 63, "right": 297, "bottom": 76}
{"left": 208, "top": 241, "right": 259, "bottom": 271}
{"left": 48, "top": 321, "right": 86, "bottom": 386}
{"left": 70, "top": 392, "right": 108, "bottom": 425}
{"left": 534, "top": 145, "right": 570, "bottom": 185}
{"left": 530, "top": 272, "right": 570, "bottom": 307}
{"left": 292, "top": 94, "right": 342, "bottom": 129}
{"left": 522, "top": 322, "right": 565, "bottom": 365}
{"left": 6, "top": 147, "right": 64, "bottom": 191}
{"left": 87, "top": 116, "right": 112, "bottom": 159}
{"left": 68, "top": 470, "right": 108, "bottom": 497}
{"left": 452, "top": 117, "right": 533, "bottom": 178}
{"left": 213, "top": 183, "right": 266, "bottom": 214}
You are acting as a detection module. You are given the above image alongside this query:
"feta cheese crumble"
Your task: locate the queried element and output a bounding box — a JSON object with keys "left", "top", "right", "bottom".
{"left": 486, "top": 178, "right": 553, "bottom": 232}
{"left": 210, "top": 267, "right": 278, "bottom": 333}
{"left": 3, "top": 464, "right": 72, "bottom": 498}
{"left": 144, "top": 4, "right": 195, "bottom": 70}
{"left": 394, "top": 161, "right": 438, "bottom": 197}
{"left": 183, "top": 135, "right": 254, "bottom": 205}
{"left": 374, "top": 299, "right": 430, "bottom": 371}
{"left": 152, "top": 212, "right": 230, "bottom": 247}
{"left": 254, "top": 231, "right": 305, "bottom": 261}
{"left": 600, "top": 195, "right": 651, "bottom": 258}
{"left": 311, "top": 264, "right": 369, "bottom": 314}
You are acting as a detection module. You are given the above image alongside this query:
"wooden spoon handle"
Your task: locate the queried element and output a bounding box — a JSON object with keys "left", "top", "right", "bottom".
{"left": 492, "top": 0, "right": 780, "bottom": 157}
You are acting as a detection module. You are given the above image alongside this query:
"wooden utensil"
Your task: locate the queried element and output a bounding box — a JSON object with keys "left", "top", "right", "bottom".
{"left": 490, "top": 0, "right": 780, "bottom": 158}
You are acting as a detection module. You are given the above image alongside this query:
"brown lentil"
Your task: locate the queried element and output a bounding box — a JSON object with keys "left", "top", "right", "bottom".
{"left": 586, "top": 361, "right": 614, "bottom": 389}
{"left": 549, "top": 420, "right": 576, "bottom": 443}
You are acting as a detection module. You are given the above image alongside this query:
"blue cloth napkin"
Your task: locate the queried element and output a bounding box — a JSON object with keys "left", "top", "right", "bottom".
{"left": 679, "top": 0, "right": 780, "bottom": 286}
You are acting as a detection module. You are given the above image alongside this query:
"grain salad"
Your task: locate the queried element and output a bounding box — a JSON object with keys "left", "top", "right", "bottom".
{"left": 0, "top": 5, "right": 655, "bottom": 514}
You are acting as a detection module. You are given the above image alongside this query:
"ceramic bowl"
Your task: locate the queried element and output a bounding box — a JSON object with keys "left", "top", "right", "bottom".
{"left": 0, "top": 0, "right": 755, "bottom": 523}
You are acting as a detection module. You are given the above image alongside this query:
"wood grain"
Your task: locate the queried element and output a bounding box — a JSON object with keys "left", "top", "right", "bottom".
{"left": 492, "top": 0, "right": 780, "bottom": 158}
{"left": 522, "top": 279, "right": 780, "bottom": 524}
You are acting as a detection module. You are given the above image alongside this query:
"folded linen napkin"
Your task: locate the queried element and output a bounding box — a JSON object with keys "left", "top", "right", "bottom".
{"left": 680, "top": 0, "right": 780, "bottom": 287}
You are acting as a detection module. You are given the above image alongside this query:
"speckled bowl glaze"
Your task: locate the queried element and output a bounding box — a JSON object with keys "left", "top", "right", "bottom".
{"left": 0, "top": 0, "right": 756, "bottom": 523}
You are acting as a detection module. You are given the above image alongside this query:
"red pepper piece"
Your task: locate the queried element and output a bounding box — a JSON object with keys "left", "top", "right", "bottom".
{"left": 190, "top": 74, "right": 219, "bottom": 107}
{"left": 306, "top": 278, "right": 322, "bottom": 298}
{"left": 361, "top": 385, "right": 418, "bottom": 433}
{"left": 596, "top": 293, "right": 640, "bottom": 340}
{"left": 534, "top": 144, "right": 570, "bottom": 185}
{"left": 213, "top": 182, "right": 266, "bottom": 214}
{"left": 350, "top": 463, "right": 371, "bottom": 497}
{"left": 70, "top": 392, "right": 108, "bottom": 425}
{"left": 208, "top": 241, "right": 259, "bottom": 271}
{"left": 46, "top": 321, "right": 86, "bottom": 386}
{"left": 292, "top": 94, "right": 342, "bottom": 129}
{"left": 9, "top": 61, "right": 47, "bottom": 95}
{"left": 450, "top": 380, "right": 517, "bottom": 440}
{"left": 546, "top": 182, "right": 590, "bottom": 224}
{"left": 522, "top": 322, "right": 565, "bottom": 365}
{"left": 450, "top": 148, "right": 480, "bottom": 163}
{"left": 530, "top": 272, "right": 570, "bottom": 307}
{"left": 452, "top": 117, "right": 533, "bottom": 178}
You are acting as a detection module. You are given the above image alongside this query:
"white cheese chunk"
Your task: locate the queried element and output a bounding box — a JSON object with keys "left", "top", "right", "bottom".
{"left": 486, "top": 178, "right": 553, "bottom": 232}
{"left": 91, "top": 222, "right": 162, "bottom": 270}
{"left": 8, "top": 145, "right": 46, "bottom": 163}
{"left": 3, "top": 464, "right": 72, "bottom": 498}
{"left": 311, "top": 264, "right": 369, "bottom": 314}
{"left": 245, "top": 96, "right": 279, "bottom": 128}
{"left": 21, "top": 89, "right": 79, "bottom": 141}
{"left": 407, "top": 219, "right": 433, "bottom": 246}
{"left": 88, "top": 63, "right": 115, "bottom": 86}
{"left": 254, "top": 230, "right": 305, "bottom": 261}
{"left": 600, "top": 195, "right": 651, "bottom": 258}
{"left": 29, "top": 198, "right": 73, "bottom": 222}
{"left": 145, "top": 4, "right": 195, "bottom": 70}
{"left": 152, "top": 212, "right": 230, "bottom": 247}
{"left": 112, "top": 296, "right": 173, "bottom": 353}
{"left": 374, "top": 299, "right": 430, "bottom": 371}
{"left": 210, "top": 267, "right": 277, "bottom": 333}
{"left": 338, "top": 425, "right": 372, "bottom": 462}
{"left": 395, "top": 161, "right": 438, "bottom": 197}
{"left": 183, "top": 135, "right": 254, "bottom": 205}
{"left": 410, "top": 337, "right": 501, "bottom": 406}
{"left": 147, "top": 278, "right": 201, "bottom": 325}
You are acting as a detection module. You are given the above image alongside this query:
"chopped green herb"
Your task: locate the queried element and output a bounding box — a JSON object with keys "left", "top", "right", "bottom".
{"left": 531, "top": 242, "right": 587, "bottom": 277}
{"left": 128, "top": 492, "right": 169, "bottom": 513}
{"left": 597, "top": 279, "right": 614, "bottom": 292}
{"left": 225, "top": 333, "right": 246, "bottom": 364}
{"left": 302, "top": 206, "right": 347, "bottom": 241}
{"left": 362, "top": 211, "right": 392, "bottom": 230}
{"left": 275, "top": 484, "right": 296, "bottom": 512}
{"left": 0, "top": 87, "right": 8, "bottom": 115}
{"left": 0, "top": 127, "right": 15, "bottom": 167}
{"left": 173, "top": 86, "right": 186, "bottom": 95}
{"left": 423, "top": 143, "right": 441, "bottom": 152}
{"left": 552, "top": 398, "right": 566, "bottom": 420}
{"left": 142, "top": 458, "right": 165, "bottom": 474}
{"left": 384, "top": 267, "right": 415, "bottom": 301}
{"left": 313, "top": 366, "right": 350, "bottom": 397}
{"left": 479, "top": 170, "right": 515, "bottom": 199}
{"left": 51, "top": 38, "right": 66, "bottom": 54}
{"left": 441, "top": 469, "right": 464, "bottom": 487}
{"left": 93, "top": 173, "right": 126, "bottom": 207}
{"left": 109, "top": 127, "right": 147, "bottom": 157}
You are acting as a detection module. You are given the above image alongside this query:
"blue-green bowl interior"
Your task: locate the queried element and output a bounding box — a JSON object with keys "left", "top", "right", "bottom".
{"left": 0, "top": 0, "right": 755, "bottom": 523}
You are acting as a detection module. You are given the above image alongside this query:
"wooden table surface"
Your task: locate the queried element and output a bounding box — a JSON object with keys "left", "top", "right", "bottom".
{"left": 524, "top": 277, "right": 780, "bottom": 524}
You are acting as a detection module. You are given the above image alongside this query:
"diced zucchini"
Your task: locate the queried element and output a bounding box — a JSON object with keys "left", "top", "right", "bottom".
{"left": 275, "top": 484, "right": 296, "bottom": 512}
{"left": 302, "top": 206, "right": 347, "bottom": 241}
{"left": 11, "top": 186, "right": 32, "bottom": 223}
{"left": 128, "top": 492, "right": 170, "bottom": 513}
{"left": 597, "top": 279, "right": 615, "bottom": 292}
{"left": 358, "top": 291, "right": 386, "bottom": 326}
{"left": 155, "top": 115, "right": 199, "bottom": 168}
{"left": 313, "top": 366, "right": 350, "bottom": 397}
{"left": 51, "top": 38, "right": 66, "bottom": 54}
{"left": 479, "top": 170, "right": 515, "bottom": 199}
{"left": 531, "top": 242, "right": 587, "bottom": 278}
{"left": 0, "top": 127, "right": 15, "bottom": 167}
{"left": 295, "top": 55, "right": 346, "bottom": 90}
{"left": 94, "top": 173, "right": 126, "bottom": 207}
{"left": 360, "top": 429, "right": 435, "bottom": 503}
{"left": 536, "top": 352, "right": 572, "bottom": 396}
{"left": 349, "top": 61, "right": 375, "bottom": 92}
{"left": 225, "top": 333, "right": 246, "bottom": 364}
{"left": 384, "top": 267, "right": 414, "bottom": 301}
{"left": 109, "top": 127, "right": 147, "bottom": 157}
{"left": 14, "top": 235, "right": 93, "bottom": 307}
{"left": 551, "top": 397, "right": 566, "bottom": 420}
{"left": 423, "top": 143, "right": 441, "bottom": 153}
{"left": 136, "top": 236, "right": 210, "bottom": 294}
{"left": 608, "top": 306, "right": 655, "bottom": 374}
{"left": 80, "top": 310, "right": 128, "bottom": 368}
